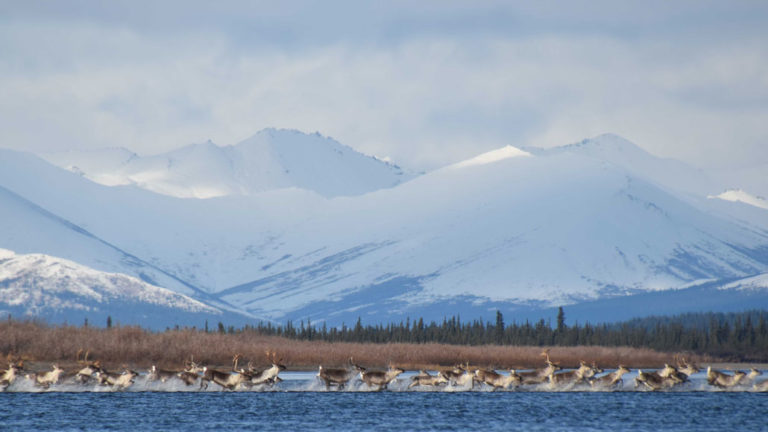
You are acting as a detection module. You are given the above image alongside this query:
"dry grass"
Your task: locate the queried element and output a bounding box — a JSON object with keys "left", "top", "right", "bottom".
{"left": 0, "top": 320, "right": 709, "bottom": 371}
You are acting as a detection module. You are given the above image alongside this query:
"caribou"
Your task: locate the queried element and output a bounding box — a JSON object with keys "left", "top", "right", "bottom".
{"left": 474, "top": 368, "right": 522, "bottom": 390}
{"left": 148, "top": 365, "right": 179, "bottom": 383}
{"left": 439, "top": 364, "right": 475, "bottom": 389}
{"left": 706, "top": 367, "right": 746, "bottom": 389}
{"left": 356, "top": 364, "right": 404, "bottom": 391}
{"left": 634, "top": 364, "right": 683, "bottom": 391}
{"left": 176, "top": 357, "right": 205, "bottom": 386}
{"left": 317, "top": 358, "right": 361, "bottom": 390}
{"left": 200, "top": 355, "right": 249, "bottom": 390}
{"left": 589, "top": 365, "right": 631, "bottom": 389}
{"left": 28, "top": 364, "right": 65, "bottom": 389}
{"left": 664, "top": 356, "right": 699, "bottom": 385}
{"left": 742, "top": 368, "right": 763, "bottom": 386}
{"left": 439, "top": 365, "right": 468, "bottom": 385}
{"left": 753, "top": 377, "right": 768, "bottom": 392}
{"left": 1, "top": 357, "right": 24, "bottom": 391}
{"left": 97, "top": 367, "right": 139, "bottom": 390}
{"left": 242, "top": 351, "right": 286, "bottom": 387}
{"left": 74, "top": 349, "right": 103, "bottom": 384}
{"left": 409, "top": 370, "right": 449, "bottom": 389}
{"left": 548, "top": 361, "right": 602, "bottom": 389}
{"left": 518, "top": 351, "right": 561, "bottom": 385}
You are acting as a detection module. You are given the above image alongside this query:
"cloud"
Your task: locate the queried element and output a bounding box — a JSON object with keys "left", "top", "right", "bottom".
{"left": 0, "top": 2, "right": 767, "bottom": 170}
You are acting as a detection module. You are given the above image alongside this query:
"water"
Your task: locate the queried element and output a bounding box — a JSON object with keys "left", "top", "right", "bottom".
{"left": 1, "top": 372, "right": 766, "bottom": 431}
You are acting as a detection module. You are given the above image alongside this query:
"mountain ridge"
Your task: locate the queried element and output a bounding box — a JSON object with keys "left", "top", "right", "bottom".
{"left": 39, "top": 128, "right": 416, "bottom": 199}
{"left": 2, "top": 132, "right": 767, "bottom": 326}
{"left": 0, "top": 248, "right": 256, "bottom": 328}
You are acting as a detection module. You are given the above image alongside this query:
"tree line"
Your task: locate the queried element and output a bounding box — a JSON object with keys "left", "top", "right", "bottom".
{"left": 208, "top": 308, "right": 768, "bottom": 361}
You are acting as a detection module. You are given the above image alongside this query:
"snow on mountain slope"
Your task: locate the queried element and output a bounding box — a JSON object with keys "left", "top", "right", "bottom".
{"left": 40, "top": 129, "right": 415, "bottom": 198}
{"left": 525, "top": 134, "right": 718, "bottom": 197}
{"left": 214, "top": 149, "right": 768, "bottom": 321}
{"left": 0, "top": 248, "right": 236, "bottom": 328}
{"left": 709, "top": 189, "right": 768, "bottom": 210}
{"left": 719, "top": 272, "right": 768, "bottom": 292}
{"left": 0, "top": 179, "right": 212, "bottom": 299}
{"left": 3, "top": 134, "right": 768, "bottom": 326}
{"left": 0, "top": 248, "right": 215, "bottom": 313}
{"left": 450, "top": 145, "right": 531, "bottom": 168}
{"left": 38, "top": 147, "right": 137, "bottom": 185}
{"left": 0, "top": 148, "right": 326, "bottom": 292}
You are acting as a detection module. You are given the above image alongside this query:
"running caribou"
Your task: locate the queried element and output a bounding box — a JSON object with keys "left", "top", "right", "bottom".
{"left": 474, "top": 368, "right": 522, "bottom": 390}
{"left": 74, "top": 349, "right": 103, "bottom": 384}
{"left": 548, "top": 361, "right": 602, "bottom": 388}
{"left": 589, "top": 365, "right": 631, "bottom": 389}
{"left": 409, "top": 370, "right": 450, "bottom": 389}
{"left": 706, "top": 367, "right": 747, "bottom": 389}
{"left": 518, "top": 351, "right": 562, "bottom": 385}
{"left": 317, "top": 358, "right": 361, "bottom": 390}
{"left": 28, "top": 364, "right": 65, "bottom": 389}
{"left": 356, "top": 364, "right": 404, "bottom": 391}
{"left": 1, "top": 356, "right": 24, "bottom": 391}
{"left": 200, "top": 355, "right": 249, "bottom": 390}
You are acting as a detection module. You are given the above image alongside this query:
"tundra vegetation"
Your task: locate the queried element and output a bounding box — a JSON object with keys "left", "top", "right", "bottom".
{"left": 2, "top": 308, "right": 767, "bottom": 371}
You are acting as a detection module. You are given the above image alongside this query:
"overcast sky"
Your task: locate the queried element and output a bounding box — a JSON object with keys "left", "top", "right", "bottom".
{"left": 1, "top": 1, "right": 767, "bottom": 170}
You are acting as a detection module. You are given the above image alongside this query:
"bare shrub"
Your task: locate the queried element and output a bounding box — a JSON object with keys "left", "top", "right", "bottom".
{"left": 0, "top": 320, "right": 707, "bottom": 371}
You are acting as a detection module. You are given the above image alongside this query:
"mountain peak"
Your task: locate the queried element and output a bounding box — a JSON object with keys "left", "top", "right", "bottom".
{"left": 35, "top": 129, "right": 417, "bottom": 199}
{"left": 558, "top": 133, "right": 647, "bottom": 156}
{"left": 452, "top": 145, "right": 532, "bottom": 169}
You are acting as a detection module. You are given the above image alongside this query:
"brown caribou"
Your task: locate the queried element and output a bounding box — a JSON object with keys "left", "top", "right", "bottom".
{"left": 548, "top": 361, "right": 603, "bottom": 389}
{"left": 177, "top": 358, "right": 205, "bottom": 386}
{"left": 440, "top": 363, "right": 475, "bottom": 389}
{"left": 242, "top": 351, "right": 286, "bottom": 387}
{"left": 28, "top": 364, "right": 65, "bottom": 389}
{"left": 589, "top": 365, "right": 631, "bottom": 389}
{"left": 409, "top": 370, "right": 449, "bottom": 389}
{"left": 518, "top": 351, "right": 561, "bottom": 385}
{"left": 74, "top": 349, "right": 104, "bottom": 384}
{"left": 666, "top": 356, "right": 699, "bottom": 385}
{"left": 0, "top": 356, "right": 24, "bottom": 391}
{"left": 199, "top": 355, "right": 248, "bottom": 390}
{"left": 753, "top": 377, "right": 768, "bottom": 392}
{"left": 148, "top": 365, "right": 179, "bottom": 383}
{"left": 741, "top": 368, "right": 763, "bottom": 386}
{"left": 439, "top": 365, "right": 468, "bottom": 384}
{"left": 356, "top": 364, "right": 404, "bottom": 391}
{"left": 474, "top": 368, "right": 522, "bottom": 390}
{"left": 706, "top": 367, "right": 746, "bottom": 389}
{"left": 634, "top": 364, "right": 682, "bottom": 391}
{"left": 97, "top": 367, "right": 139, "bottom": 390}
{"left": 317, "top": 358, "right": 361, "bottom": 390}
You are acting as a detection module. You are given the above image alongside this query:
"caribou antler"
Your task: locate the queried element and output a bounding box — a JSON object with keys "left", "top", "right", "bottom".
{"left": 541, "top": 349, "right": 555, "bottom": 365}
{"left": 232, "top": 354, "right": 243, "bottom": 372}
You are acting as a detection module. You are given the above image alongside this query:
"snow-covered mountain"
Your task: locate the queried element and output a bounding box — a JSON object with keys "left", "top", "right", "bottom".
{"left": 214, "top": 141, "right": 768, "bottom": 323}
{"left": 1, "top": 132, "right": 767, "bottom": 327}
{"left": 524, "top": 134, "right": 718, "bottom": 197}
{"left": 40, "top": 129, "right": 415, "bottom": 198}
{"left": 0, "top": 249, "right": 244, "bottom": 328}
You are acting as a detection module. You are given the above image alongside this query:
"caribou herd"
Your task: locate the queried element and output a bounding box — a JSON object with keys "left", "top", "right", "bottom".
{"left": 1, "top": 350, "right": 767, "bottom": 392}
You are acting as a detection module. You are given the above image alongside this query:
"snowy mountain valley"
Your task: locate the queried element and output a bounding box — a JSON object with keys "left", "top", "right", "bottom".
{"left": 1, "top": 129, "right": 767, "bottom": 328}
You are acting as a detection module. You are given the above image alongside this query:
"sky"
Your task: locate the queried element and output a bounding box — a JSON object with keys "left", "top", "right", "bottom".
{"left": 1, "top": 1, "right": 767, "bottom": 171}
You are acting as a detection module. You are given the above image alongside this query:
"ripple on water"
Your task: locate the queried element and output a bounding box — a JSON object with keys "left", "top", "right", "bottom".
{"left": 1, "top": 391, "right": 766, "bottom": 431}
